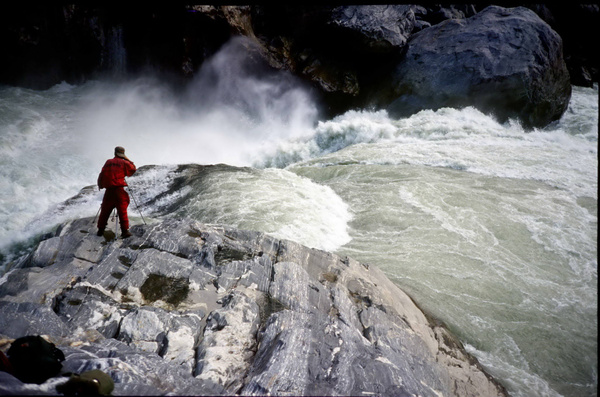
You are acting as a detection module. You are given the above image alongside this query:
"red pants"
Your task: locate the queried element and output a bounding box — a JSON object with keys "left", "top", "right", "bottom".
{"left": 98, "top": 187, "right": 131, "bottom": 231}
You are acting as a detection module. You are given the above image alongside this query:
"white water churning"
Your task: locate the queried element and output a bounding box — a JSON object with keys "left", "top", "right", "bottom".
{"left": 0, "top": 57, "right": 596, "bottom": 397}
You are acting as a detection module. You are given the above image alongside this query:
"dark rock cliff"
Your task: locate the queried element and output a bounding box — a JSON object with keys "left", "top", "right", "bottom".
{"left": 1, "top": 4, "right": 594, "bottom": 128}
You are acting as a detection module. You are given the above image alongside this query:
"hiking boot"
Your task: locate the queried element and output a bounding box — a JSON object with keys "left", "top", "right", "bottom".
{"left": 121, "top": 229, "right": 132, "bottom": 238}
{"left": 96, "top": 228, "right": 105, "bottom": 236}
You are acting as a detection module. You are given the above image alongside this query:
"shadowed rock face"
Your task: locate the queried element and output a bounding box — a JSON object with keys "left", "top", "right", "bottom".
{"left": 1, "top": 4, "right": 591, "bottom": 129}
{"left": 385, "top": 6, "right": 571, "bottom": 129}
{"left": 0, "top": 217, "right": 508, "bottom": 396}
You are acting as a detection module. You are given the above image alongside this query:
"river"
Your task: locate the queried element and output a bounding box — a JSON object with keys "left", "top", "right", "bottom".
{"left": 0, "top": 39, "right": 597, "bottom": 397}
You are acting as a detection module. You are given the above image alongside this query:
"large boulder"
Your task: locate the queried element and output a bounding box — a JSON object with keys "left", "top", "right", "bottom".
{"left": 0, "top": 217, "right": 508, "bottom": 396}
{"left": 385, "top": 5, "right": 571, "bottom": 129}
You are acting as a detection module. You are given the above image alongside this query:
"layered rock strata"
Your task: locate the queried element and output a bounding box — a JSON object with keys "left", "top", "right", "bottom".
{"left": 0, "top": 217, "right": 507, "bottom": 396}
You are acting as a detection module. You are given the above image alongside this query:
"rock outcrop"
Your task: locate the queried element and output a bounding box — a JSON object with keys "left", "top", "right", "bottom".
{"left": 203, "top": 4, "right": 573, "bottom": 127}
{"left": 384, "top": 6, "right": 571, "bottom": 128}
{"left": 0, "top": 217, "right": 508, "bottom": 396}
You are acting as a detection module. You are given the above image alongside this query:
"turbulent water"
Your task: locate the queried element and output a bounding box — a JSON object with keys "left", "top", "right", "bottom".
{"left": 0, "top": 40, "right": 597, "bottom": 397}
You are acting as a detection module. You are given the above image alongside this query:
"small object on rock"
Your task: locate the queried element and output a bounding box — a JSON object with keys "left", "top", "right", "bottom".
{"left": 56, "top": 369, "right": 115, "bottom": 396}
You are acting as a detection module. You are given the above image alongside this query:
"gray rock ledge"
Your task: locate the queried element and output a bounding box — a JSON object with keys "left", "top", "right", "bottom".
{"left": 0, "top": 218, "right": 508, "bottom": 396}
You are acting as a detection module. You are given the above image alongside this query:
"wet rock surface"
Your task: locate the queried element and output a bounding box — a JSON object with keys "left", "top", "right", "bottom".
{"left": 0, "top": 217, "right": 508, "bottom": 396}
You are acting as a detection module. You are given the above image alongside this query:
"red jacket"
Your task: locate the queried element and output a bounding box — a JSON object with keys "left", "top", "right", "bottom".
{"left": 98, "top": 157, "right": 136, "bottom": 189}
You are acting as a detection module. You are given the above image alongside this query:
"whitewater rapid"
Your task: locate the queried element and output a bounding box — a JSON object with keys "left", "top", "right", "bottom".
{"left": 0, "top": 42, "right": 597, "bottom": 397}
{"left": 280, "top": 87, "right": 597, "bottom": 397}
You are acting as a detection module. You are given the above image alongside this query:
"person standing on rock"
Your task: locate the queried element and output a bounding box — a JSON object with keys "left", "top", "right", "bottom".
{"left": 97, "top": 146, "right": 137, "bottom": 238}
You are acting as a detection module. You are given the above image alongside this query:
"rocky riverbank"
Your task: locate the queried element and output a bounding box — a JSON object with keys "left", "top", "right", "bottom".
{"left": 0, "top": 216, "right": 508, "bottom": 396}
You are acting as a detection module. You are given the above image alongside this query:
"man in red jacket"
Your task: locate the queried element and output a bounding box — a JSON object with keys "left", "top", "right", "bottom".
{"left": 97, "top": 146, "right": 137, "bottom": 238}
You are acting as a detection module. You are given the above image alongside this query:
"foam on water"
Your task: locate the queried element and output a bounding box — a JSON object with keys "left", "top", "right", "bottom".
{"left": 289, "top": 156, "right": 596, "bottom": 396}
{"left": 266, "top": 91, "right": 597, "bottom": 198}
{"left": 0, "top": 37, "right": 321, "bottom": 259}
{"left": 178, "top": 167, "right": 352, "bottom": 251}
{"left": 280, "top": 85, "right": 597, "bottom": 397}
{"left": 0, "top": 83, "right": 97, "bottom": 255}
{"left": 13, "top": 163, "right": 352, "bottom": 256}
{"left": 0, "top": 36, "right": 596, "bottom": 397}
